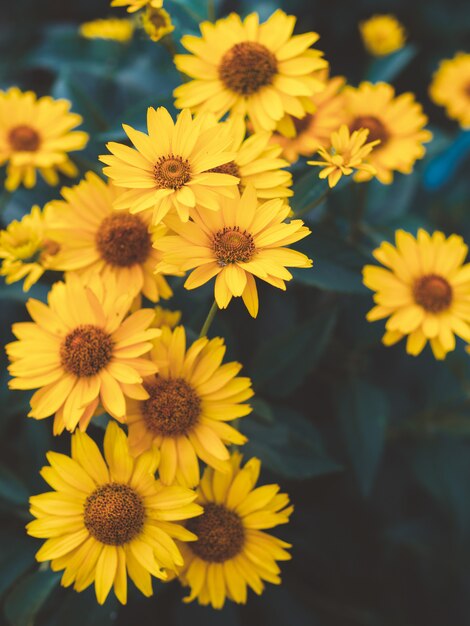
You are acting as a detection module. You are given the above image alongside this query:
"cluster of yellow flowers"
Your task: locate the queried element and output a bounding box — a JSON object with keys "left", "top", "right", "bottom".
{"left": 0, "top": 0, "right": 469, "bottom": 611}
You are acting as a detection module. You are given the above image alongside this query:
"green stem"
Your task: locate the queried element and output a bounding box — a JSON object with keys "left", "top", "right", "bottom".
{"left": 349, "top": 182, "right": 368, "bottom": 243}
{"left": 294, "top": 187, "right": 330, "bottom": 219}
{"left": 199, "top": 300, "right": 218, "bottom": 338}
{"left": 207, "top": 0, "right": 216, "bottom": 21}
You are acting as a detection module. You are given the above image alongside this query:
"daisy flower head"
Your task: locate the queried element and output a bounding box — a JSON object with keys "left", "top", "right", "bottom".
{"left": 7, "top": 273, "right": 160, "bottom": 434}
{"left": 177, "top": 453, "right": 293, "bottom": 609}
{"left": 359, "top": 15, "right": 406, "bottom": 57}
{"left": 271, "top": 73, "right": 346, "bottom": 162}
{"left": 126, "top": 325, "right": 252, "bottom": 487}
{"left": 111, "top": 0, "right": 163, "bottom": 13}
{"left": 429, "top": 53, "right": 470, "bottom": 129}
{"left": 363, "top": 229, "right": 470, "bottom": 360}
{"left": 0, "top": 87, "right": 88, "bottom": 191}
{"left": 307, "top": 124, "right": 379, "bottom": 188}
{"left": 0, "top": 205, "right": 60, "bottom": 291}
{"left": 154, "top": 186, "right": 312, "bottom": 318}
{"left": 47, "top": 172, "right": 174, "bottom": 303}
{"left": 173, "top": 10, "right": 327, "bottom": 133}
{"left": 79, "top": 18, "right": 135, "bottom": 43}
{"left": 27, "top": 421, "right": 202, "bottom": 605}
{"left": 141, "top": 6, "right": 174, "bottom": 42}
{"left": 341, "top": 82, "right": 432, "bottom": 184}
{"left": 100, "top": 107, "right": 239, "bottom": 224}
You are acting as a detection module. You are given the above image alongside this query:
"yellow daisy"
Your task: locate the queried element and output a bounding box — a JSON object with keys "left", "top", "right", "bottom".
{"left": 47, "top": 172, "right": 173, "bottom": 303}
{"left": 152, "top": 305, "right": 181, "bottom": 329}
{"left": 363, "top": 229, "right": 470, "bottom": 360}
{"left": 154, "top": 186, "right": 312, "bottom": 318}
{"left": 359, "top": 15, "right": 406, "bottom": 57}
{"left": 173, "top": 10, "right": 327, "bottom": 133}
{"left": 141, "top": 6, "right": 174, "bottom": 42}
{"left": 271, "top": 74, "right": 346, "bottom": 162}
{"left": 429, "top": 53, "right": 470, "bottom": 129}
{"left": 127, "top": 325, "right": 252, "bottom": 487}
{"left": 0, "top": 205, "right": 60, "bottom": 291}
{"left": 27, "top": 421, "right": 202, "bottom": 605}
{"left": 6, "top": 273, "right": 160, "bottom": 434}
{"left": 111, "top": 0, "right": 163, "bottom": 13}
{"left": 79, "top": 18, "right": 134, "bottom": 43}
{"left": 0, "top": 87, "right": 88, "bottom": 191}
{"left": 340, "top": 82, "right": 432, "bottom": 184}
{"left": 307, "top": 124, "right": 379, "bottom": 188}
{"left": 100, "top": 107, "right": 239, "bottom": 224}
{"left": 177, "top": 453, "right": 293, "bottom": 609}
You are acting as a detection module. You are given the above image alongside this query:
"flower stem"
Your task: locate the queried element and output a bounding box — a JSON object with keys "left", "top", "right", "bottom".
{"left": 199, "top": 300, "right": 218, "bottom": 338}
{"left": 294, "top": 187, "right": 330, "bottom": 219}
{"left": 207, "top": 0, "right": 216, "bottom": 21}
{"left": 349, "top": 183, "right": 368, "bottom": 243}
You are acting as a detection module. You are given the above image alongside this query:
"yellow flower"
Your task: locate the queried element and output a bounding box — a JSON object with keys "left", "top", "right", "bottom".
{"left": 307, "top": 124, "right": 379, "bottom": 188}
{"left": 126, "top": 325, "right": 252, "bottom": 487}
{"left": 0, "top": 87, "right": 88, "bottom": 191}
{"left": 111, "top": 0, "right": 163, "bottom": 13}
{"left": 0, "top": 205, "right": 60, "bottom": 291}
{"left": 363, "top": 229, "right": 470, "bottom": 360}
{"left": 359, "top": 15, "right": 406, "bottom": 57}
{"left": 177, "top": 453, "right": 293, "bottom": 609}
{"left": 271, "top": 74, "right": 346, "bottom": 162}
{"left": 173, "top": 10, "right": 327, "bottom": 133}
{"left": 154, "top": 186, "right": 312, "bottom": 318}
{"left": 27, "top": 421, "right": 202, "bottom": 605}
{"left": 79, "top": 18, "right": 134, "bottom": 43}
{"left": 6, "top": 273, "right": 160, "bottom": 434}
{"left": 340, "top": 82, "right": 432, "bottom": 184}
{"left": 100, "top": 107, "right": 239, "bottom": 224}
{"left": 47, "top": 172, "right": 173, "bottom": 303}
{"left": 142, "top": 6, "right": 174, "bottom": 42}
{"left": 152, "top": 305, "right": 181, "bottom": 329}
{"left": 429, "top": 52, "right": 470, "bottom": 129}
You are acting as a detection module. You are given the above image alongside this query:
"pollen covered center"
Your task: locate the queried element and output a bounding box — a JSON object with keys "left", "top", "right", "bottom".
{"left": 212, "top": 226, "right": 255, "bottom": 265}
{"left": 219, "top": 41, "right": 278, "bottom": 96}
{"left": 60, "top": 324, "right": 113, "bottom": 377}
{"left": 142, "top": 376, "right": 201, "bottom": 436}
{"left": 154, "top": 154, "right": 191, "bottom": 190}
{"left": 208, "top": 161, "right": 241, "bottom": 179}
{"left": 350, "top": 115, "right": 389, "bottom": 145}
{"left": 84, "top": 482, "right": 145, "bottom": 546}
{"left": 413, "top": 274, "right": 453, "bottom": 313}
{"left": 8, "top": 125, "right": 41, "bottom": 152}
{"left": 187, "top": 503, "right": 245, "bottom": 562}
{"left": 96, "top": 213, "right": 151, "bottom": 267}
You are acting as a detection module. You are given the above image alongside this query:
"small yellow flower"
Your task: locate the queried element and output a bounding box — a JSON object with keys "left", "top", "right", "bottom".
{"left": 142, "top": 6, "right": 174, "bottom": 42}
{"left": 359, "top": 15, "right": 406, "bottom": 57}
{"left": 177, "top": 453, "right": 293, "bottom": 609}
{"left": 429, "top": 52, "right": 470, "bottom": 129}
{"left": 307, "top": 124, "right": 379, "bottom": 187}
{"left": 154, "top": 186, "right": 312, "bottom": 318}
{"left": 0, "top": 87, "right": 88, "bottom": 191}
{"left": 79, "top": 18, "right": 134, "bottom": 43}
{"left": 111, "top": 0, "right": 163, "bottom": 13}
{"left": 0, "top": 205, "right": 60, "bottom": 291}
{"left": 27, "top": 421, "right": 202, "bottom": 605}
{"left": 363, "top": 229, "right": 470, "bottom": 360}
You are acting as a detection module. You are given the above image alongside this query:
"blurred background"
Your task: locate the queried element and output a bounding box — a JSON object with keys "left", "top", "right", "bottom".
{"left": 1, "top": 1, "right": 470, "bottom": 625}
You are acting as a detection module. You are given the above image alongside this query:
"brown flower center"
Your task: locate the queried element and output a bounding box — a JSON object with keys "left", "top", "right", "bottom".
{"left": 84, "top": 483, "right": 145, "bottom": 546}
{"left": 208, "top": 161, "right": 241, "bottom": 178}
{"left": 293, "top": 113, "right": 313, "bottom": 135}
{"left": 413, "top": 274, "right": 453, "bottom": 313}
{"left": 8, "top": 125, "right": 41, "bottom": 151}
{"left": 154, "top": 154, "right": 191, "bottom": 190}
{"left": 350, "top": 115, "right": 389, "bottom": 145}
{"left": 212, "top": 226, "right": 255, "bottom": 266}
{"left": 187, "top": 503, "right": 245, "bottom": 562}
{"left": 219, "top": 41, "right": 278, "bottom": 96}
{"left": 96, "top": 213, "right": 151, "bottom": 267}
{"left": 142, "top": 377, "right": 201, "bottom": 437}
{"left": 60, "top": 324, "right": 113, "bottom": 377}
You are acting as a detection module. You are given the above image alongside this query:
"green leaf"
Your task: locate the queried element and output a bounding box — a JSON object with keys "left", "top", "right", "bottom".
{"left": 0, "top": 530, "right": 36, "bottom": 598}
{"left": 365, "top": 45, "right": 417, "bottom": 83}
{"left": 0, "top": 465, "right": 29, "bottom": 507}
{"left": 336, "top": 379, "right": 389, "bottom": 496}
{"left": 251, "top": 307, "right": 338, "bottom": 397}
{"left": 290, "top": 168, "right": 329, "bottom": 215}
{"left": 4, "top": 570, "right": 61, "bottom": 626}
{"left": 241, "top": 406, "right": 342, "bottom": 479}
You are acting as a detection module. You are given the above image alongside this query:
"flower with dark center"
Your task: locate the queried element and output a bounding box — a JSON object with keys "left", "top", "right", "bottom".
{"left": 96, "top": 213, "right": 151, "bottom": 267}
{"left": 212, "top": 226, "right": 256, "bottom": 266}
{"left": 350, "top": 115, "right": 390, "bottom": 146}
{"left": 413, "top": 274, "right": 453, "bottom": 313}
{"left": 60, "top": 324, "right": 113, "bottom": 377}
{"left": 142, "top": 377, "right": 201, "bottom": 437}
{"left": 219, "top": 42, "right": 278, "bottom": 96}
{"left": 154, "top": 154, "right": 191, "bottom": 190}
{"left": 186, "top": 503, "right": 245, "bottom": 562}
{"left": 8, "top": 125, "right": 41, "bottom": 151}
